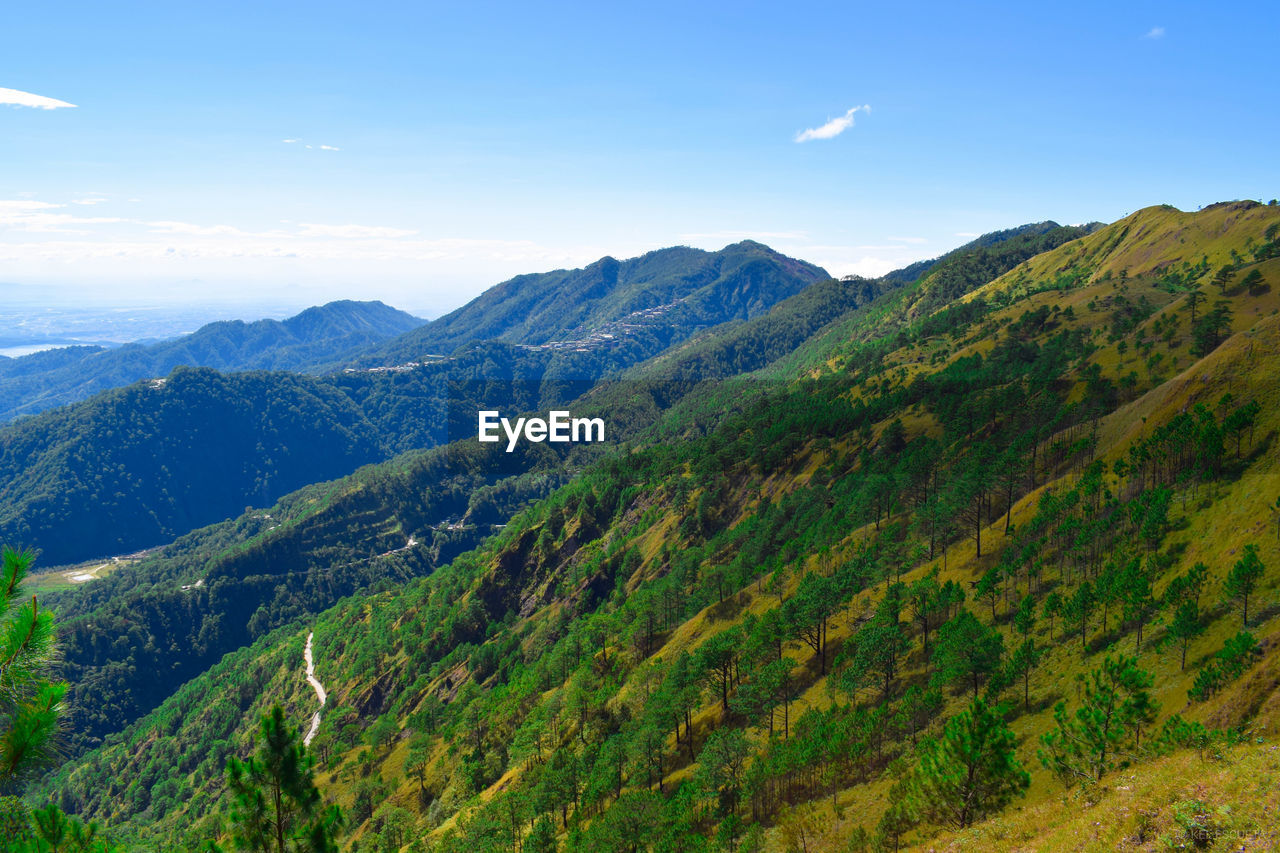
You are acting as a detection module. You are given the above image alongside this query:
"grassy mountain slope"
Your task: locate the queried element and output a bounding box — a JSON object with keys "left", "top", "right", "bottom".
{"left": 0, "top": 300, "right": 424, "bottom": 421}
{"left": 42, "top": 202, "right": 1280, "bottom": 852}
{"left": 29, "top": 224, "right": 1069, "bottom": 762}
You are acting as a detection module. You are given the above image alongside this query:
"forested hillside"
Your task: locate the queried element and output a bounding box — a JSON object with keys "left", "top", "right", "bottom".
{"left": 0, "top": 245, "right": 828, "bottom": 566}
{"left": 0, "top": 367, "right": 390, "bottom": 565}
{"left": 34, "top": 200, "right": 1280, "bottom": 852}
{"left": 0, "top": 300, "right": 424, "bottom": 421}
{"left": 360, "top": 241, "right": 828, "bottom": 363}
{"left": 27, "top": 222, "right": 1080, "bottom": 761}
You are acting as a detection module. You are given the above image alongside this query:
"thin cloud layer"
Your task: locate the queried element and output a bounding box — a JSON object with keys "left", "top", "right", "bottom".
{"left": 297, "top": 223, "right": 415, "bottom": 239}
{"left": 0, "top": 200, "right": 123, "bottom": 233}
{"left": 795, "top": 105, "right": 870, "bottom": 143}
{"left": 283, "top": 139, "right": 341, "bottom": 151}
{"left": 0, "top": 87, "right": 77, "bottom": 109}
{"left": 1144, "top": 26, "right": 1165, "bottom": 39}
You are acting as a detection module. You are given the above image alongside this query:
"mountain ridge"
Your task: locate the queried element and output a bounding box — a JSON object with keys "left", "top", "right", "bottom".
{"left": 359, "top": 241, "right": 830, "bottom": 362}
{"left": 0, "top": 300, "right": 425, "bottom": 422}
{"left": 0, "top": 242, "right": 831, "bottom": 568}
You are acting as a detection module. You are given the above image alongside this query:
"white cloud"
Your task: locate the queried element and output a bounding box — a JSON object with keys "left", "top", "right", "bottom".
{"left": 887, "top": 235, "right": 927, "bottom": 244}
{"left": 287, "top": 139, "right": 340, "bottom": 151}
{"left": 1143, "top": 26, "right": 1165, "bottom": 39}
{"left": 0, "top": 200, "right": 62, "bottom": 215}
{"left": 72, "top": 194, "right": 108, "bottom": 206}
{"left": 0, "top": 87, "right": 77, "bottom": 109}
{"left": 146, "top": 220, "right": 250, "bottom": 237}
{"left": 955, "top": 231, "right": 981, "bottom": 238}
{"left": 795, "top": 105, "right": 870, "bottom": 143}
{"left": 297, "top": 223, "right": 416, "bottom": 239}
{"left": 0, "top": 200, "right": 126, "bottom": 233}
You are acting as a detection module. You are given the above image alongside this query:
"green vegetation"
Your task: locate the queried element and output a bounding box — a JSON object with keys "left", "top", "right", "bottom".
{"left": 0, "top": 547, "right": 65, "bottom": 788}
{"left": 217, "top": 707, "right": 342, "bottom": 853}
{"left": 17, "top": 201, "right": 1280, "bottom": 852}
{"left": 1038, "top": 655, "right": 1157, "bottom": 785}
{"left": 0, "top": 301, "right": 424, "bottom": 422}
{"left": 905, "top": 697, "right": 1029, "bottom": 829}
{"left": 0, "top": 245, "right": 829, "bottom": 568}
{"left": 0, "top": 549, "right": 123, "bottom": 851}
{"left": 361, "top": 240, "right": 829, "bottom": 362}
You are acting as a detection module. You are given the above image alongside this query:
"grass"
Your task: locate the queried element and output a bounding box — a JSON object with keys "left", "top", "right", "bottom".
{"left": 908, "top": 741, "right": 1280, "bottom": 852}
{"left": 55, "top": 201, "right": 1280, "bottom": 850}
{"left": 28, "top": 554, "right": 142, "bottom": 593}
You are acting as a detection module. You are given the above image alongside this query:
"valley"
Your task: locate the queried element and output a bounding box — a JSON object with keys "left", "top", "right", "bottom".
{"left": 8, "top": 201, "right": 1280, "bottom": 852}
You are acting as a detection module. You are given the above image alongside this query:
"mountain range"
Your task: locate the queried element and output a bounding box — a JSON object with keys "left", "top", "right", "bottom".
{"left": 12, "top": 200, "right": 1280, "bottom": 852}
{"left": 0, "top": 242, "right": 828, "bottom": 567}
{"left": 0, "top": 300, "right": 425, "bottom": 422}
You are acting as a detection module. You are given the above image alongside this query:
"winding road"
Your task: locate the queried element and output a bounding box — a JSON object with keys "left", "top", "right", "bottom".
{"left": 303, "top": 631, "right": 327, "bottom": 747}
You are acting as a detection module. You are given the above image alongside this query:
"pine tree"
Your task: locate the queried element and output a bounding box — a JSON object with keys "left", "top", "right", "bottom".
{"left": 0, "top": 547, "right": 67, "bottom": 788}
{"left": 1222, "top": 543, "right": 1264, "bottom": 627}
{"left": 1038, "top": 655, "right": 1158, "bottom": 785}
{"left": 525, "top": 815, "right": 558, "bottom": 853}
{"left": 1211, "top": 265, "right": 1234, "bottom": 295}
{"left": 1184, "top": 287, "right": 1204, "bottom": 325}
{"left": 1166, "top": 600, "right": 1203, "bottom": 671}
{"left": 1120, "top": 557, "right": 1157, "bottom": 653}
{"left": 908, "top": 697, "right": 1029, "bottom": 829}
{"left": 1242, "top": 268, "right": 1266, "bottom": 296}
{"left": 14, "top": 802, "right": 119, "bottom": 852}
{"left": 221, "top": 706, "right": 342, "bottom": 852}
{"left": 931, "top": 610, "right": 1004, "bottom": 697}
{"left": 1006, "top": 638, "right": 1041, "bottom": 711}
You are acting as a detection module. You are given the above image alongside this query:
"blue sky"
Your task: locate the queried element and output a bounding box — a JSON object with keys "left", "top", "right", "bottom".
{"left": 3, "top": 1, "right": 1278, "bottom": 316}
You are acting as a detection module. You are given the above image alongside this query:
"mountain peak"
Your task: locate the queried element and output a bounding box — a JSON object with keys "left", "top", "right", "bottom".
{"left": 365, "top": 241, "right": 829, "bottom": 357}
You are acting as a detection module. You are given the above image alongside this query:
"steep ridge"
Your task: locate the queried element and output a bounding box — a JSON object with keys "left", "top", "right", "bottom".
{"left": 0, "top": 300, "right": 424, "bottom": 421}
{"left": 32, "top": 223, "right": 1066, "bottom": 759}
{"left": 359, "top": 241, "right": 829, "bottom": 363}
{"left": 42, "top": 202, "right": 1280, "bottom": 851}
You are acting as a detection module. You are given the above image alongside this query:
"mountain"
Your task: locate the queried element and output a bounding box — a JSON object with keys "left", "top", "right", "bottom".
{"left": 32, "top": 201, "right": 1280, "bottom": 851}
{"left": 18, "top": 225, "right": 1040, "bottom": 756}
{"left": 877, "top": 220, "right": 1071, "bottom": 287}
{"left": 0, "top": 300, "right": 424, "bottom": 422}
{"left": 360, "top": 240, "right": 829, "bottom": 363}
{"left": 0, "top": 245, "right": 829, "bottom": 568}
{"left": 0, "top": 367, "right": 390, "bottom": 566}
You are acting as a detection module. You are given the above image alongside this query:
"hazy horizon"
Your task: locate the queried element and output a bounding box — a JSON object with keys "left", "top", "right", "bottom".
{"left": 6, "top": 1, "right": 1277, "bottom": 318}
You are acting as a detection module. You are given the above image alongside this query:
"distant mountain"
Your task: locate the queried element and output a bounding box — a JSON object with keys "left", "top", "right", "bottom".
{"left": 0, "top": 244, "right": 828, "bottom": 566}
{"left": 0, "top": 300, "right": 424, "bottom": 421}
{"left": 360, "top": 240, "right": 828, "bottom": 363}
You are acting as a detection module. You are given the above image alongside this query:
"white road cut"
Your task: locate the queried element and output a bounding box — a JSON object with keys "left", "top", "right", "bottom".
{"left": 303, "top": 631, "right": 327, "bottom": 747}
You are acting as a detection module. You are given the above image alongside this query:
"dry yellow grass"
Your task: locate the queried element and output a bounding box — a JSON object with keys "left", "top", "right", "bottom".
{"left": 908, "top": 743, "right": 1280, "bottom": 852}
